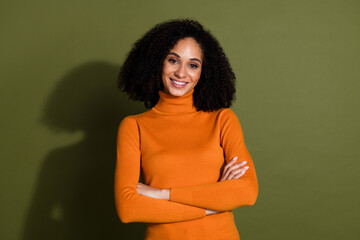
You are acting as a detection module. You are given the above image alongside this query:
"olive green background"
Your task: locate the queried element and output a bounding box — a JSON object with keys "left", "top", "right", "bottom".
{"left": 1, "top": 0, "right": 359, "bottom": 239}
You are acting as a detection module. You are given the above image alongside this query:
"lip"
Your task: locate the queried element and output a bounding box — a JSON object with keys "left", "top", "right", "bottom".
{"left": 170, "top": 78, "right": 188, "bottom": 83}
{"left": 170, "top": 78, "right": 188, "bottom": 88}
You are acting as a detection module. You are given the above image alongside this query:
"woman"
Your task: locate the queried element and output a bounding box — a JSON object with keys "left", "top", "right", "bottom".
{"left": 115, "top": 19, "right": 258, "bottom": 240}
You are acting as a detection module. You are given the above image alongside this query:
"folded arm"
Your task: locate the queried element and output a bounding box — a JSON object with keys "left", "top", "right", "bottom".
{"left": 168, "top": 108, "right": 259, "bottom": 211}
{"left": 114, "top": 116, "right": 207, "bottom": 223}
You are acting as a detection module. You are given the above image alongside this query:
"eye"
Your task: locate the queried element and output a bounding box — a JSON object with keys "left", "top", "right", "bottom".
{"left": 168, "top": 58, "right": 178, "bottom": 64}
{"left": 189, "top": 63, "right": 198, "bottom": 69}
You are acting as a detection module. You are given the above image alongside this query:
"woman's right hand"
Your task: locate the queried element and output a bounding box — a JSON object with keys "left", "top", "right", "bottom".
{"left": 206, "top": 209, "right": 222, "bottom": 215}
{"left": 220, "top": 156, "right": 249, "bottom": 181}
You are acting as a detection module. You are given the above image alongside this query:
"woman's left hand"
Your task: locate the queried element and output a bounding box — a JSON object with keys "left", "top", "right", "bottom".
{"left": 136, "top": 182, "right": 170, "bottom": 200}
{"left": 220, "top": 156, "right": 249, "bottom": 181}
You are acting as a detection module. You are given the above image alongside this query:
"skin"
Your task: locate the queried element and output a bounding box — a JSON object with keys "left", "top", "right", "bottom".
{"left": 136, "top": 156, "right": 249, "bottom": 215}
{"left": 161, "top": 37, "right": 203, "bottom": 97}
{"left": 136, "top": 37, "right": 250, "bottom": 215}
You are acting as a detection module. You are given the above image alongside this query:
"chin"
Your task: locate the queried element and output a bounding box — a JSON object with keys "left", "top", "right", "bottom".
{"left": 167, "top": 88, "right": 191, "bottom": 97}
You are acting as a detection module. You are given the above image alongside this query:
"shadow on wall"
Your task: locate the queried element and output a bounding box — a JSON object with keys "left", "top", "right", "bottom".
{"left": 22, "top": 62, "right": 147, "bottom": 240}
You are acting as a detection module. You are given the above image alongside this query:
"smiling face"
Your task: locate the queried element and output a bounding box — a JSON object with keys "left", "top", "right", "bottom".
{"left": 161, "top": 37, "right": 203, "bottom": 97}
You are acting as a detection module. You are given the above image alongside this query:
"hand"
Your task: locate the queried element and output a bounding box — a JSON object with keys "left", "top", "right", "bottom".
{"left": 220, "top": 156, "right": 249, "bottom": 181}
{"left": 136, "top": 182, "right": 170, "bottom": 200}
{"left": 206, "top": 209, "right": 222, "bottom": 215}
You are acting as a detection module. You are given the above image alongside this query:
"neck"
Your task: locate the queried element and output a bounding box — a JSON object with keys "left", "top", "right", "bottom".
{"left": 154, "top": 89, "right": 196, "bottom": 113}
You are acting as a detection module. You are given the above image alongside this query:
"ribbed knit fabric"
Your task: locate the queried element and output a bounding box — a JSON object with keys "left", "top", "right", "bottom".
{"left": 114, "top": 88, "right": 258, "bottom": 240}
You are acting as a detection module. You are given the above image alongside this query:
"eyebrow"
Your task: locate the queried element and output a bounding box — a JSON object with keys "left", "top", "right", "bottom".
{"left": 168, "top": 52, "right": 202, "bottom": 64}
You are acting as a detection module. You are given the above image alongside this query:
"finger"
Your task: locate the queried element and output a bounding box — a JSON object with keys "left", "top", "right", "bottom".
{"left": 222, "top": 162, "right": 248, "bottom": 179}
{"left": 229, "top": 166, "right": 249, "bottom": 180}
{"left": 223, "top": 157, "right": 237, "bottom": 173}
{"left": 136, "top": 186, "right": 143, "bottom": 194}
{"left": 222, "top": 165, "right": 239, "bottom": 180}
{"left": 221, "top": 168, "right": 233, "bottom": 181}
{"left": 228, "top": 169, "right": 247, "bottom": 180}
{"left": 225, "top": 161, "right": 248, "bottom": 174}
{"left": 228, "top": 162, "right": 247, "bottom": 172}
{"left": 232, "top": 170, "right": 246, "bottom": 179}
{"left": 221, "top": 160, "right": 236, "bottom": 180}
{"left": 224, "top": 166, "right": 249, "bottom": 180}
{"left": 227, "top": 169, "right": 243, "bottom": 180}
{"left": 137, "top": 183, "right": 148, "bottom": 190}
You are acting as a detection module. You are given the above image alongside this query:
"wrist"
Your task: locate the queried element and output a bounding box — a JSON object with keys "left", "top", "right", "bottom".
{"left": 159, "top": 188, "right": 170, "bottom": 200}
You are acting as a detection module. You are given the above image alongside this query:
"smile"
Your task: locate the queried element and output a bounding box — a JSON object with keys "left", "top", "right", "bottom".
{"left": 170, "top": 78, "right": 188, "bottom": 85}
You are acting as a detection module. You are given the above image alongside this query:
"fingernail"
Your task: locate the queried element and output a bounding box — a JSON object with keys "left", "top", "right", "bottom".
{"left": 243, "top": 166, "right": 249, "bottom": 170}
{"left": 241, "top": 161, "right": 247, "bottom": 164}
{"left": 232, "top": 157, "right": 238, "bottom": 162}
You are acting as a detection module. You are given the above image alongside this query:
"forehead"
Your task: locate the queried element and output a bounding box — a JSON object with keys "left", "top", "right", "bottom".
{"left": 169, "top": 37, "right": 203, "bottom": 58}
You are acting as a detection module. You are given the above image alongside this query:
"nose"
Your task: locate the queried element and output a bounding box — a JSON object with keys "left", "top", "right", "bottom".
{"left": 174, "top": 63, "right": 186, "bottom": 78}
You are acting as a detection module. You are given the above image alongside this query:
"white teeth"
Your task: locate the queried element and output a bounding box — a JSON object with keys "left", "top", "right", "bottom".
{"left": 172, "top": 79, "right": 187, "bottom": 85}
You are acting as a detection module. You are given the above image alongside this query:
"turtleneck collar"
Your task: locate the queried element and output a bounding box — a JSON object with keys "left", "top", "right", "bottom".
{"left": 153, "top": 89, "right": 197, "bottom": 114}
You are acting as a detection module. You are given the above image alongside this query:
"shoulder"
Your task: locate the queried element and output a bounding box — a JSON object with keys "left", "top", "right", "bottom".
{"left": 117, "top": 116, "right": 138, "bottom": 137}
{"left": 118, "top": 109, "right": 154, "bottom": 126}
{"left": 119, "top": 115, "right": 138, "bottom": 127}
{"left": 215, "top": 108, "right": 239, "bottom": 122}
{"left": 117, "top": 115, "right": 142, "bottom": 145}
{"left": 218, "top": 107, "right": 237, "bottom": 116}
{"left": 214, "top": 108, "right": 243, "bottom": 131}
{"left": 118, "top": 109, "right": 157, "bottom": 134}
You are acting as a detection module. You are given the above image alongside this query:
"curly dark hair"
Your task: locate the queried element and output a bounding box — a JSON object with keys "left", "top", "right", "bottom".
{"left": 117, "top": 18, "right": 236, "bottom": 112}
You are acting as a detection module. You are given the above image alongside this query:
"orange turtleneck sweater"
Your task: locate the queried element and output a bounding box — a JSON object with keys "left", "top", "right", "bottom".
{"left": 114, "top": 89, "right": 258, "bottom": 240}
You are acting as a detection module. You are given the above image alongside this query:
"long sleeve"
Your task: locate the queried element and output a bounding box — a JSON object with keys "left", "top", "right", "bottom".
{"left": 169, "top": 108, "right": 259, "bottom": 211}
{"left": 114, "top": 116, "right": 206, "bottom": 223}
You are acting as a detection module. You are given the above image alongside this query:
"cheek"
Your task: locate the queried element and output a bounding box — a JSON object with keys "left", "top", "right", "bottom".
{"left": 190, "top": 70, "right": 202, "bottom": 83}
{"left": 161, "top": 63, "right": 167, "bottom": 75}
{"left": 161, "top": 64, "right": 173, "bottom": 82}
